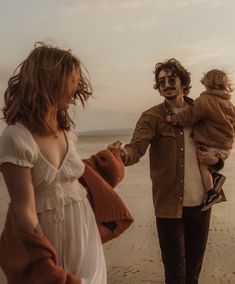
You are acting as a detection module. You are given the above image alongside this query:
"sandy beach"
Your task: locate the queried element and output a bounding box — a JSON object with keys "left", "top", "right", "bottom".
{"left": 0, "top": 135, "right": 235, "bottom": 284}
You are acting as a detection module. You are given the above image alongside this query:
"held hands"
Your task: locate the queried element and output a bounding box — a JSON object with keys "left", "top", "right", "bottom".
{"left": 107, "top": 140, "right": 127, "bottom": 161}
{"left": 107, "top": 140, "right": 122, "bottom": 150}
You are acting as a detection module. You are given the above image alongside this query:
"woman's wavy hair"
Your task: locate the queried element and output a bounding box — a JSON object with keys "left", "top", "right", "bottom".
{"left": 3, "top": 42, "right": 92, "bottom": 135}
{"left": 153, "top": 58, "right": 191, "bottom": 95}
{"left": 201, "top": 69, "right": 233, "bottom": 93}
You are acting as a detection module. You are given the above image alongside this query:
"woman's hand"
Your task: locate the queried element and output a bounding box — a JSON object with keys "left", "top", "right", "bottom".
{"left": 107, "top": 140, "right": 122, "bottom": 150}
{"left": 107, "top": 140, "right": 127, "bottom": 162}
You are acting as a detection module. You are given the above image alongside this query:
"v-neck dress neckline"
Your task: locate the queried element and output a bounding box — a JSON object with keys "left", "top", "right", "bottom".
{"left": 16, "top": 122, "right": 69, "bottom": 171}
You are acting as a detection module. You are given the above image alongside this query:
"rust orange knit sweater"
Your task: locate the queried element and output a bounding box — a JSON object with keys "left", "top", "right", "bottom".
{"left": 80, "top": 149, "right": 134, "bottom": 243}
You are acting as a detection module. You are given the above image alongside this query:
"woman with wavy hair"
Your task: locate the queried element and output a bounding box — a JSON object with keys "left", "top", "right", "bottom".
{"left": 0, "top": 42, "right": 106, "bottom": 283}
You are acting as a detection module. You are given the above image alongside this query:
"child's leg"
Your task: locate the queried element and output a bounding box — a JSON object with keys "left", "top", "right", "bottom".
{"left": 199, "top": 162, "right": 213, "bottom": 192}
{"left": 197, "top": 144, "right": 226, "bottom": 211}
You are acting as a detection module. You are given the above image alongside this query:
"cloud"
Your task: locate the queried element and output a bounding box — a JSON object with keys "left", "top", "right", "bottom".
{"left": 112, "top": 18, "right": 159, "bottom": 32}
{"left": 0, "top": 66, "right": 12, "bottom": 83}
{"left": 93, "top": 64, "right": 133, "bottom": 75}
{"left": 65, "top": 0, "right": 155, "bottom": 12}
{"left": 65, "top": 0, "right": 230, "bottom": 12}
{"left": 150, "top": 0, "right": 230, "bottom": 8}
{"left": 65, "top": 1, "right": 110, "bottom": 12}
{"left": 0, "top": 65, "right": 13, "bottom": 94}
{"left": 178, "top": 38, "right": 235, "bottom": 65}
{"left": 185, "top": 0, "right": 229, "bottom": 7}
{"left": 76, "top": 107, "right": 139, "bottom": 131}
{"left": 118, "top": 0, "right": 155, "bottom": 9}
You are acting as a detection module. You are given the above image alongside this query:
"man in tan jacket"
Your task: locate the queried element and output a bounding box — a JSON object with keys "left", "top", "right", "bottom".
{"left": 109, "top": 59, "right": 224, "bottom": 284}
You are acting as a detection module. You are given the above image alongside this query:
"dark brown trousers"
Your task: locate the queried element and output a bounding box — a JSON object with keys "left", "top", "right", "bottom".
{"left": 156, "top": 206, "right": 211, "bottom": 284}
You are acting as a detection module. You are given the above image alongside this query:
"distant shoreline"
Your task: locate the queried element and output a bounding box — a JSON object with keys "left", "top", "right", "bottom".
{"left": 78, "top": 128, "right": 133, "bottom": 137}
{"left": 0, "top": 124, "right": 133, "bottom": 137}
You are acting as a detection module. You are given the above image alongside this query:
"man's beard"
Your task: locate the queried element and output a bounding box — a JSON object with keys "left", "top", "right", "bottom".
{"left": 162, "top": 87, "right": 177, "bottom": 100}
{"left": 166, "top": 94, "right": 177, "bottom": 100}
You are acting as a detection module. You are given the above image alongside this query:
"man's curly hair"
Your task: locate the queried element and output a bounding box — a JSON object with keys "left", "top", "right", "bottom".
{"left": 153, "top": 58, "right": 191, "bottom": 95}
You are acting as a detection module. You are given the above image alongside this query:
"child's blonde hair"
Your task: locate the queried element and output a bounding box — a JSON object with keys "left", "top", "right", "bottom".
{"left": 201, "top": 69, "right": 233, "bottom": 93}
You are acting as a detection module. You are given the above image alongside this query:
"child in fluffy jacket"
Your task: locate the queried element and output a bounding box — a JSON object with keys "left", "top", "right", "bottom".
{"left": 167, "top": 69, "right": 235, "bottom": 211}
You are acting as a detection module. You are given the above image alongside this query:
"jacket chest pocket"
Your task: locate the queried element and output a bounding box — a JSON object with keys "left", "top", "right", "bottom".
{"left": 160, "top": 131, "right": 177, "bottom": 139}
{"left": 158, "top": 131, "right": 177, "bottom": 146}
{"left": 151, "top": 131, "right": 178, "bottom": 167}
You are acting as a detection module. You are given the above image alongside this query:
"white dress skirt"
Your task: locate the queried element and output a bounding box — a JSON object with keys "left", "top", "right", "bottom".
{"left": 0, "top": 123, "right": 107, "bottom": 284}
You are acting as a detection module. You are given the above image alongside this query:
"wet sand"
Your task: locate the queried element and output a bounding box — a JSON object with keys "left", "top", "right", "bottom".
{"left": 1, "top": 136, "right": 235, "bottom": 283}
{"left": 104, "top": 159, "right": 235, "bottom": 284}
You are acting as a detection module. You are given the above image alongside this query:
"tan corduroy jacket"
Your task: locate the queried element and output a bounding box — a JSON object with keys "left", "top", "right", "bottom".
{"left": 123, "top": 97, "right": 224, "bottom": 218}
{"left": 171, "top": 90, "right": 235, "bottom": 150}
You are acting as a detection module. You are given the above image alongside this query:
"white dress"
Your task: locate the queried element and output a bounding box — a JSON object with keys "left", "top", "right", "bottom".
{"left": 0, "top": 123, "right": 107, "bottom": 284}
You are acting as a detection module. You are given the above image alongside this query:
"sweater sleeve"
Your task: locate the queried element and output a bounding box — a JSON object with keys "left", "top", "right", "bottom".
{"left": 82, "top": 149, "right": 124, "bottom": 188}
{"left": 171, "top": 97, "right": 206, "bottom": 127}
{"left": 0, "top": 208, "right": 81, "bottom": 284}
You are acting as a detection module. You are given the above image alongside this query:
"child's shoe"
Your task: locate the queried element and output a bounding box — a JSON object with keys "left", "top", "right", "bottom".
{"left": 201, "top": 190, "right": 222, "bottom": 211}
{"left": 212, "top": 172, "right": 226, "bottom": 193}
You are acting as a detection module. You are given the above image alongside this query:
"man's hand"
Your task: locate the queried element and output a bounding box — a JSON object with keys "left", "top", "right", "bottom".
{"left": 197, "top": 146, "right": 219, "bottom": 166}
{"left": 166, "top": 115, "right": 172, "bottom": 123}
{"left": 107, "top": 140, "right": 127, "bottom": 162}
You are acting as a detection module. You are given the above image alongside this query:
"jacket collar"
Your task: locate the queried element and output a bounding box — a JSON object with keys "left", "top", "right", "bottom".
{"left": 163, "top": 96, "right": 193, "bottom": 114}
{"left": 201, "top": 90, "right": 231, "bottom": 100}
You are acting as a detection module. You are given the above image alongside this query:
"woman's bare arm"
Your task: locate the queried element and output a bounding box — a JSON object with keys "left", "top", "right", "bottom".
{"left": 1, "top": 163, "right": 41, "bottom": 234}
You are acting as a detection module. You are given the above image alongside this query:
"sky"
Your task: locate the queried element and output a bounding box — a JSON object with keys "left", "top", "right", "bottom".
{"left": 0, "top": 0, "right": 235, "bottom": 132}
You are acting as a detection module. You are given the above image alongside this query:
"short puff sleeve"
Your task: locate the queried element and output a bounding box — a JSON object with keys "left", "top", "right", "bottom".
{"left": 0, "top": 124, "right": 37, "bottom": 168}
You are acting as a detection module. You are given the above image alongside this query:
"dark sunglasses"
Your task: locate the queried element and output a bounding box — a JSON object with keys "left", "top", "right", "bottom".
{"left": 158, "top": 76, "right": 177, "bottom": 88}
